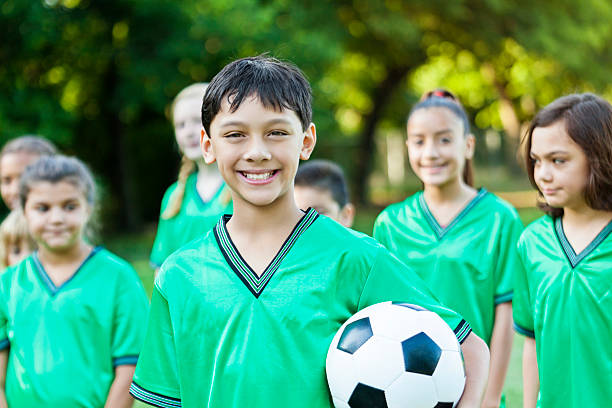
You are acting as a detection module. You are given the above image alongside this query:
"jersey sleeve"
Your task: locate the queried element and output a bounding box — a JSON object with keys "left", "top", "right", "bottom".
{"left": 150, "top": 187, "right": 175, "bottom": 268}
{"left": 512, "top": 241, "right": 535, "bottom": 338}
{"left": 111, "top": 267, "right": 150, "bottom": 367}
{"left": 130, "top": 283, "right": 182, "bottom": 407}
{"left": 358, "top": 247, "right": 472, "bottom": 344}
{"left": 493, "top": 211, "right": 524, "bottom": 305}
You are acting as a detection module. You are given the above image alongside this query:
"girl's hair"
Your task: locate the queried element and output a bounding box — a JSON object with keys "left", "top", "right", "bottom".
{"left": 0, "top": 209, "right": 36, "bottom": 268}
{"left": 408, "top": 89, "right": 474, "bottom": 186}
{"left": 0, "top": 135, "right": 57, "bottom": 161}
{"left": 162, "top": 83, "right": 208, "bottom": 220}
{"left": 19, "top": 155, "right": 97, "bottom": 239}
{"left": 523, "top": 93, "right": 612, "bottom": 217}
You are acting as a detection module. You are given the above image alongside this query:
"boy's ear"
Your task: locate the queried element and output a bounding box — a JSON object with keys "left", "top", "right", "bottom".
{"left": 339, "top": 203, "right": 355, "bottom": 229}
{"left": 300, "top": 123, "right": 317, "bottom": 160}
{"left": 465, "top": 133, "right": 476, "bottom": 160}
{"left": 201, "top": 128, "right": 216, "bottom": 164}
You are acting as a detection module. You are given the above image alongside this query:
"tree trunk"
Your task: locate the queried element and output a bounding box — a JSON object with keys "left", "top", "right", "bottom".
{"left": 353, "top": 65, "right": 410, "bottom": 205}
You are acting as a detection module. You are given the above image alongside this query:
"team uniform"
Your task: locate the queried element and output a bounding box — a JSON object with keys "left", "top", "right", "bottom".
{"left": 150, "top": 173, "right": 232, "bottom": 267}
{"left": 514, "top": 215, "right": 612, "bottom": 407}
{"left": 131, "top": 209, "right": 472, "bottom": 408}
{"left": 373, "top": 189, "right": 522, "bottom": 345}
{"left": 0, "top": 247, "right": 149, "bottom": 407}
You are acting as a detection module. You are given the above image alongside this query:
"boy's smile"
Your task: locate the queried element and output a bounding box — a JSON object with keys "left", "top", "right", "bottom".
{"left": 202, "top": 94, "right": 316, "bottom": 209}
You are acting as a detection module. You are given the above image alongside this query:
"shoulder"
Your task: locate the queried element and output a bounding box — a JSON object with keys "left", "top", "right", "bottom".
{"left": 91, "top": 247, "right": 139, "bottom": 280}
{"left": 481, "top": 191, "right": 520, "bottom": 217}
{"left": 310, "top": 215, "right": 384, "bottom": 261}
{"left": 519, "top": 215, "right": 553, "bottom": 246}
{"left": 0, "top": 256, "right": 35, "bottom": 297}
{"left": 156, "top": 228, "right": 219, "bottom": 289}
{"left": 375, "top": 194, "right": 419, "bottom": 225}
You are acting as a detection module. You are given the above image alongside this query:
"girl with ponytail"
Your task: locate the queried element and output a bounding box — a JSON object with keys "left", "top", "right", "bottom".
{"left": 150, "top": 83, "right": 232, "bottom": 268}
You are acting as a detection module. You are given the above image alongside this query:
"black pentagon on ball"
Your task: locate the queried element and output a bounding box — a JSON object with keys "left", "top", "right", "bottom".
{"left": 337, "top": 317, "right": 373, "bottom": 354}
{"left": 391, "top": 301, "right": 427, "bottom": 311}
{"left": 348, "top": 383, "right": 388, "bottom": 408}
{"left": 401, "top": 332, "right": 442, "bottom": 376}
{"left": 434, "top": 403, "right": 454, "bottom": 408}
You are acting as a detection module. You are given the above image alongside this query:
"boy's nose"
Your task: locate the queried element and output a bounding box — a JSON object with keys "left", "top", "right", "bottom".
{"left": 243, "top": 138, "right": 271, "bottom": 162}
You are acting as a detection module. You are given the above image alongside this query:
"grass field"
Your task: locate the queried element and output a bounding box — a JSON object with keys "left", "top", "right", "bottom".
{"left": 114, "top": 205, "right": 541, "bottom": 407}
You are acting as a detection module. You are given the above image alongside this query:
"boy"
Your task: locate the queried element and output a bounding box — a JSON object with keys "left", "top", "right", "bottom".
{"left": 294, "top": 159, "right": 355, "bottom": 228}
{"left": 131, "top": 56, "right": 489, "bottom": 408}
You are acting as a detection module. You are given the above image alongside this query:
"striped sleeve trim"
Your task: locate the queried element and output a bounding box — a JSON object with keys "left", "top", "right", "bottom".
{"left": 0, "top": 338, "right": 8, "bottom": 350}
{"left": 113, "top": 355, "right": 138, "bottom": 366}
{"left": 453, "top": 319, "right": 472, "bottom": 344}
{"left": 494, "top": 291, "right": 513, "bottom": 305}
{"left": 513, "top": 322, "right": 535, "bottom": 338}
{"left": 130, "top": 382, "right": 181, "bottom": 408}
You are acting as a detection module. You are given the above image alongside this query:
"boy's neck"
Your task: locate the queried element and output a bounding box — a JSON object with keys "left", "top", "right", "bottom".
{"left": 227, "top": 193, "right": 304, "bottom": 237}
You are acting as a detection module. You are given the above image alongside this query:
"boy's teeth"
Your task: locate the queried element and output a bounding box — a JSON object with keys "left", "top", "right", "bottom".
{"left": 244, "top": 172, "right": 273, "bottom": 180}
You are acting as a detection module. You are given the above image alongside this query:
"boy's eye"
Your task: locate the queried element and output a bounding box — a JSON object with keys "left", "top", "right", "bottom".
{"left": 269, "top": 130, "right": 288, "bottom": 137}
{"left": 225, "top": 132, "right": 244, "bottom": 138}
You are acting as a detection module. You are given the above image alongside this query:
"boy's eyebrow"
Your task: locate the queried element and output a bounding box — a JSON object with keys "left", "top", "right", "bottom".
{"left": 218, "top": 118, "right": 294, "bottom": 129}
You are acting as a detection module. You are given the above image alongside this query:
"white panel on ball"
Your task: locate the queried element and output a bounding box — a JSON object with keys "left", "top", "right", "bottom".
{"left": 431, "top": 350, "right": 465, "bottom": 404}
{"left": 353, "top": 337, "right": 405, "bottom": 389}
{"left": 385, "top": 372, "right": 438, "bottom": 408}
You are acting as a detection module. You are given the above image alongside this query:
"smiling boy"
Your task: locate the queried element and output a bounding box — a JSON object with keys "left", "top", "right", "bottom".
{"left": 130, "top": 56, "right": 489, "bottom": 408}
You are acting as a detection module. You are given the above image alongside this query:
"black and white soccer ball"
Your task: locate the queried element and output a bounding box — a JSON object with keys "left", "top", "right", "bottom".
{"left": 326, "top": 301, "right": 465, "bottom": 408}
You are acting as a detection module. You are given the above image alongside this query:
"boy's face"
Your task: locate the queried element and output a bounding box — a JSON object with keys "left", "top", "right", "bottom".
{"left": 294, "top": 185, "right": 354, "bottom": 228}
{"left": 201, "top": 95, "right": 316, "bottom": 209}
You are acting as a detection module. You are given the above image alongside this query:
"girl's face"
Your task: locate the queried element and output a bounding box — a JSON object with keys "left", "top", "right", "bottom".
{"left": 406, "top": 107, "right": 474, "bottom": 188}
{"left": 23, "top": 181, "right": 91, "bottom": 253}
{"left": 173, "top": 96, "right": 205, "bottom": 161}
{"left": 530, "top": 120, "right": 589, "bottom": 211}
{"left": 0, "top": 152, "right": 41, "bottom": 209}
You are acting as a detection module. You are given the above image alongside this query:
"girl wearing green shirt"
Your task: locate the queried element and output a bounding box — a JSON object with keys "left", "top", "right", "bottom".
{"left": 514, "top": 93, "right": 612, "bottom": 408}
{"left": 150, "top": 83, "right": 231, "bottom": 268}
{"left": 374, "top": 89, "right": 522, "bottom": 408}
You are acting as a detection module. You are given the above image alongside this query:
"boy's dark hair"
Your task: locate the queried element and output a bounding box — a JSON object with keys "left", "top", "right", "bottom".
{"left": 523, "top": 93, "right": 612, "bottom": 217}
{"left": 201, "top": 55, "right": 312, "bottom": 135}
{"left": 295, "top": 160, "right": 350, "bottom": 208}
{"left": 408, "top": 89, "right": 474, "bottom": 187}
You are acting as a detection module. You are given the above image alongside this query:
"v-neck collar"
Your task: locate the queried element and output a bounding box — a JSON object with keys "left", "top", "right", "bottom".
{"left": 418, "top": 188, "right": 488, "bottom": 240}
{"left": 554, "top": 216, "right": 612, "bottom": 268}
{"left": 213, "top": 208, "right": 319, "bottom": 298}
{"left": 188, "top": 173, "right": 226, "bottom": 210}
{"left": 33, "top": 246, "right": 101, "bottom": 296}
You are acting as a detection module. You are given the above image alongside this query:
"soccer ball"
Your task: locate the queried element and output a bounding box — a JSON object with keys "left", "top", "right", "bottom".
{"left": 326, "top": 301, "right": 465, "bottom": 408}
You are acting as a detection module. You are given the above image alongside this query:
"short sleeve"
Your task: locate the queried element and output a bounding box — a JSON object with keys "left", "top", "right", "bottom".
{"left": 130, "top": 284, "right": 182, "bottom": 407}
{"left": 494, "top": 212, "right": 524, "bottom": 305}
{"left": 358, "top": 247, "right": 472, "bottom": 344}
{"left": 150, "top": 188, "right": 175, "bottom": 268}
{"left": 512, "top": 242, "right": 535, "bottom": 338}
{"left": 111, "top": 268, "right": 150, "bottom": 367}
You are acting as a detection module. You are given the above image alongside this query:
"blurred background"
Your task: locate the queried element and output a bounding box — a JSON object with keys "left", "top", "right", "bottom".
{"left": 3, "top": 1, "right": 612, "bottom": 405}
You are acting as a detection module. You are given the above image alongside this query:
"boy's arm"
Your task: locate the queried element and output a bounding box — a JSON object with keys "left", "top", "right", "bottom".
{"left": 0, "top": 349, "right": 7, "bottom": 408}
{"left": 480, "top": 302, "right": 513, "bottom": 408}
{"left": 105, "top": 365, "right": 136, "bottom": 408}
{"left": 522, "top": 337, "right": 539, "bottom": 408}
{"left": 457, "top": 331, "right": 490, "bottom": 408}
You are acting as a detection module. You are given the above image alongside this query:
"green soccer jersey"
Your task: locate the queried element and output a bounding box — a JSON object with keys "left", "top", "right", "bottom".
{"left": 131, "top": 209, "right": 472, "bottom": 408}
{"left": 0, "top": 247, "right": 149, "bottom": 407}
{"left": 150, "top": 173, "right": 232, "bottom": 267}
{"left": 373, "top": 189, "right": 522, "bottom": 345}
{"left": 514, "top": 215, "right": 612, "bottom": 407}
